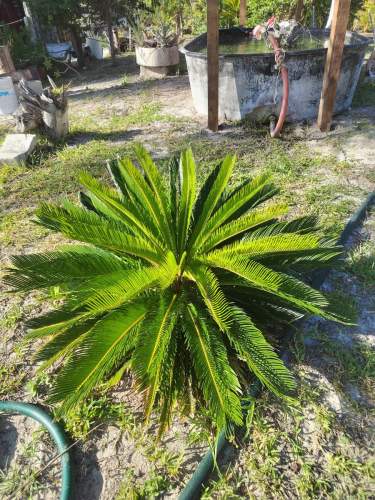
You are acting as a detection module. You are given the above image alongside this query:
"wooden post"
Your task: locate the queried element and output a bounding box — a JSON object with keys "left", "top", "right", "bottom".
{"left": 317, "top": 0, "right": 351, "bottom": 132}
{"left": 0, "top": 46, "right": 16, "bottom": 75}
{"left": 207, "top": 0, "right": 219, "bottom": 132}
{"left": 239, "top": 0, "right": 247, "bottom": 27}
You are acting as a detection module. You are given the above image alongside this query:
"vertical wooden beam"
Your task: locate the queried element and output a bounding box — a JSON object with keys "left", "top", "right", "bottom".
{"left": 317, "top": 0, "right": 351, "bottom": 132}
{"left": 239, "top": 0, "right": 247, "bottom": 27}
{"left": 207, "top": 0, "right": 219, "bottom": 132}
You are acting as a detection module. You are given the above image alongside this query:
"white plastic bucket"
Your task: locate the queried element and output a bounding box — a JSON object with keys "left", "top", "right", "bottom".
{"left": 0, "top": 76, "right": 18, "bottom": 115}
{"left": 86, "top": 38, "right": 103, "bottom": 60}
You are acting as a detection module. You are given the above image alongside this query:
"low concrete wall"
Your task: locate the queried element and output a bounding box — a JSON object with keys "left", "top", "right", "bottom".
{"left": 181, "top": 28, "right": 369, "bottom": 122}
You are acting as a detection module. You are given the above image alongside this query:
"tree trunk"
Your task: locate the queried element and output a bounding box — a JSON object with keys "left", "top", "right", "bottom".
{"left": 293, "top": 0, "right": 304, "bottom": 22}
{"left": 106, "top": 9, "right": 116, "bottom": 65}
{"left": 70, "top": 25, "right": 84, "bottom": 68}
{"left": 176, "top": 9, "right": 183, "bottom": 37}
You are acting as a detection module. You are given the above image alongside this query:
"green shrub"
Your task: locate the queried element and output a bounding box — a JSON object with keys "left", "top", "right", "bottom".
{"left": 353, "top": 0, "right": 375, "bottom": 31}
{"left": 5, "top": 147, "right": 350, "bottom": 434}
{"left": 0, "top": 26, "right": 46, "bottom": 68}
{"left": 187, "top": 0, "right": 365, "bottom": 33}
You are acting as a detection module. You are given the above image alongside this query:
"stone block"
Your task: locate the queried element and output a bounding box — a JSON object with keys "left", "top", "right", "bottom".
{"left": 0, "top": 133, "right": 37, "bottom": 165}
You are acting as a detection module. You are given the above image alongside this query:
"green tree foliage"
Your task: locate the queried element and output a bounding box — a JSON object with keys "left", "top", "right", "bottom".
{"left": 28, "top": 0, "right": 86, "bottom": 66}
{"left": 5, "top": 147, "right": 351, "bottom": 434}
{"left": 82, "top": 0, "right": 148, "bottom": 62}
{"left": 183, "top": 0, "right": 365, "bottom": 33}
{"left": 0, "top": 26, "right": 45, "bottom": 68}
{"left": 353, "top": 0, "right": 375, "bottom": 31}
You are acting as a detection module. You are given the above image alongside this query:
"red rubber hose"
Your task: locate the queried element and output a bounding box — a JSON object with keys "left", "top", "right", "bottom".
{"left": 268, "top": 34, "right": 289, "bottom": 138}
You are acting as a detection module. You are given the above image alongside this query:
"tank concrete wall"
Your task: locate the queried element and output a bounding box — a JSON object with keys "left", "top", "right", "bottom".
{"left": 181, "top": 29, "right": 368, "bottom": 123}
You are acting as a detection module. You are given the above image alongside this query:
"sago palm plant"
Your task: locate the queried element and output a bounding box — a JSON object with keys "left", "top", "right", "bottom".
{"left": 5, "top": 146, "right": 349, "bottom": 433}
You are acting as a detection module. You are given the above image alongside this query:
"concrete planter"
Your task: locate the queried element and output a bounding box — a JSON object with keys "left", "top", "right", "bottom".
{"left": 136, "top": 46, "right": 179, "bottom": 78}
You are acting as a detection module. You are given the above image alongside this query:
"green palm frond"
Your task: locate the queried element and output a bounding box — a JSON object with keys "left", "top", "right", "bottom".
{"left": 72, "top": 252, "right": 178, "bottom": 314}
{"left": 36, "top": 203, "right": 163, "bottom": 263}
{"left": 50, "top": 304, "right": 147, "bottom": 411}
{"left": 134, "top": 144, "right": 171, "bottom": 224}
{"left": 207, "top": 233, "right": 321, "bottom": 258}
{"left": 228, "top": 307, "right": 296, "bottom": 398}
{"left": 188, "top": 263, "right": 232, "bottom": 332}
{"left": 34, "top": 319, "right": 97, "bottom": 371}
{"left": 196, "top": 173, "right": 276, "bottom": 249}
{"left": 4, "top": 147, "right": 352, "bottom": 435}
{"left": 113, "top": 155, "right": 173, "bottom": 248}
{"left": 202, "top": 253, "right": 338, "bottom": 317}
{"left": 177, "top": 148, "right": 196, "bottom": 256}
{"left": 133, "top": 291, "right": 180, "bottom": 419}
{"left": 79, "top": 171, "right": 163, "bottom": 246}
{"left": 188, "top": 154, "right": 236, "bottom": 250}
{"left": 25, "top": 308, "right": 87, "bottom": 339}
{"left": 200, "top": 203, "right": 288, "bottom": 252}
{"left": 184, "top": 303, "right": 242, "bottom": 429}
{"left": 4, "top": 248, "right": 129, "bottom": 292}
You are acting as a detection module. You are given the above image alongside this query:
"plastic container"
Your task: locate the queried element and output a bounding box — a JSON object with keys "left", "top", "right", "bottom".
{"left": 46, "top": 43, "right": 72, "bottom": 61}
{"left": 86, "top": 38, "right": 103, "bottom": 60}
{"left": 0, "top": 76, "right": 18, "bottom": 115}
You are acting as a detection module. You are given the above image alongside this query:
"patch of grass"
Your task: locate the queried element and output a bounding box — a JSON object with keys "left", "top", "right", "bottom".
{"left": 60, "top": 395, "right": 124, "bottom": 440}
{"left": 315, "top": 331, "right": 375, "bottom": 396}
{"left": 0, "top": 122, "right": 8, "bottom": 145}
{"left": 116, "top": 468, "right": 170, "bottom": 499}
{"left": 352, "top": 79, "right": 375, "bottom": 107}
{"left": 304, "top": 185, "right": 358, "bottom": 234}
{"left": 70, "top": 101, "right": 182, "bottom": 138}
{"left": 0, "top": 302, "right": 23, "bottom": 329}
{"left": 1, "top": 141, "right": 132, "bottom": 210}
{"left": 0, "top": 363, "right": 26, "bottom": 397}
{"left": 0, "top": 164, "right": 24, "bottom": 198}
{"left": 0, "top": 463, "right": 44, "bottom": 499}
{"left": 0, "top": 208, "right": 48, "bottom": 247}
{"left": 120, "top": 74, "right": 129, "bottom": 86}
{"left": 296, "top": 319, "right": 374, "bottom": 404}
{"left": 0, "top": 428, "right": 57, "bottom": 499}
{"left": 347, "top": 241, "right": 375, "bottom": 286}
{"left": 115, "top": 445, "right": 184, "bottom": 499}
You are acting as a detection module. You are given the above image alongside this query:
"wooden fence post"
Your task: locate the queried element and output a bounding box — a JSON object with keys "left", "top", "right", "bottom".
{"left": 317, "top": 0, "right": 351, "bottom": 132}
{"left": 207, "top": 0, "right": 219, "bottom": 132}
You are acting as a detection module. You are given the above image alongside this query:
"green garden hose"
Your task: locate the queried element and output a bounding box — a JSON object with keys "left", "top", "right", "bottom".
{"left": 0, "top": 401, "right": 72, "bottom": 500}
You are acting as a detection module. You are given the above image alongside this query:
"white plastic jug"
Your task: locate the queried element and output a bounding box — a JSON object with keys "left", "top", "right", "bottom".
{"left": 0, "top": 76, "right": 18, "bottom": 115}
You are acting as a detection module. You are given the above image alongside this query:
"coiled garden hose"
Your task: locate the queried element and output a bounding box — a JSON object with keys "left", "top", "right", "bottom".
{"left": 0, "top": 401, "right": 71, "bottom": 500}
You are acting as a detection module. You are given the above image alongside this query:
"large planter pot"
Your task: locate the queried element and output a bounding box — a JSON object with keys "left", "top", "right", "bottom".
{"left": 135, "top": 46, "right": 179, "bottom": 79}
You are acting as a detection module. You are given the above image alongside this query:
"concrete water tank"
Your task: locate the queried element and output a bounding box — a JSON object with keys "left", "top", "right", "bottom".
{"left": 180, "top": 28, "right": 369, "bottom": 122}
